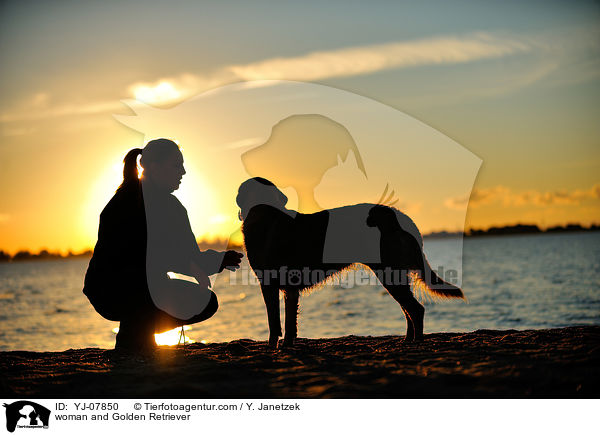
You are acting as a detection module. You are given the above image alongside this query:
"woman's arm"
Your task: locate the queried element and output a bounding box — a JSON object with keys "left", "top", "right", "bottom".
{"left": 174, "top": 197, "right": 242, "bottom": 275}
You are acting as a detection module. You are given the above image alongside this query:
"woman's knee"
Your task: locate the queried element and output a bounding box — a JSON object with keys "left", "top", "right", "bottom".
{"left": 169, "top": 291, "right": 218, "bottom": 326}
{"left": 204, "top": 291, "right": 218, "bottom": 318}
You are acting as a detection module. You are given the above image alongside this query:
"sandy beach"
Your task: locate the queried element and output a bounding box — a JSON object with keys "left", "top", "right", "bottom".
{"left": 1, "top": 326, "right": 598, "bottom": 398}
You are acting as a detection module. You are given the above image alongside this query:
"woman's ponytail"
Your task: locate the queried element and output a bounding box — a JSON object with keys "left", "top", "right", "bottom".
{"left": 117, "top": 148, "right": 143, "bottom": 191}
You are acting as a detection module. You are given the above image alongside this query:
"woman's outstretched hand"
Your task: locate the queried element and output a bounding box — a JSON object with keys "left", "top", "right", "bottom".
{"left": 220, "top": 250, "right": 244, "bottom": 272}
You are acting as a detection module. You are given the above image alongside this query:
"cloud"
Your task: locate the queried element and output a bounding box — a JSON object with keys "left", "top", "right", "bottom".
{"left": 124, "top": 26, "right": 595, "bottom": 107}
{"left": 126, "top": 73, "right": 230, "bottom": 106}
{"left": 31, "top": 92, "right": 50, "bottom": 108}
{"left": 0, "top": 98, "right": 124, "bottom": 123}
{"left": 445, "top": 184, "right": 600, "bottom": 209}
{"left": 122, "top": 32, "right": 532, "bottom": 108}
{"left": 1, "top": 126, "right": 37, "bottom": 137}
{"left": 228, "top": 32, "right": 531, "bottom": 82}
{"left": 445, "top": 186, "right": 508, "bottom": 209}
{"left": 0, "top": 75, "right": 221, "bottom": 122}
{"left": 525, "top": 184, "right": 600, "bottom": 206}
{"left": 126, "top": 25, "right": 596, "bottom": 107}
{"left": 2, "top": 26, "right": 596, "bottom": 122}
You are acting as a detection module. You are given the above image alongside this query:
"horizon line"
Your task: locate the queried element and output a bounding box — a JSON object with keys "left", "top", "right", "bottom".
{"left": 1, "top": 221, "right": 599, "bottom": 258}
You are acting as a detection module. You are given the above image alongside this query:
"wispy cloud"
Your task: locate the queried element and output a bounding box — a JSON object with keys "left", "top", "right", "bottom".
{"left": 1, "top": 126, "right": 37, "bottom": 137}
{"left": 0, "top": 73, "right": 228, "bottom": 123}
{"left": 125, "top": 26, "right": 597, "bottom": 107}
{"left": 229, "top": 32, "right": 531, "bottom": 81}
{"left": 2, "top": 27, "right": 597, "bottom": 122}
{"left": 119, "top": 32, "right": 531, "bottom": 107}
{"left": 446, "top": 184, "right": 600, "bottom": 209}
{"left": 126, "top": 73, "right": 227, "bottom": 106}
{"left": 0, "top": 98, "right": 123, "bottom": 123}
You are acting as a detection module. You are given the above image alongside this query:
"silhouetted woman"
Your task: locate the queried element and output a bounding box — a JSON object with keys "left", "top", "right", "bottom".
{"left": 83, "top": 139, "right": 242, "bottom": 352}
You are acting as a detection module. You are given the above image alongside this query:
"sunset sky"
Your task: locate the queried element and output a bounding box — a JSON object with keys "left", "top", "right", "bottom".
{"left": 1, "top": 0, "right": 599, "bottom": 255}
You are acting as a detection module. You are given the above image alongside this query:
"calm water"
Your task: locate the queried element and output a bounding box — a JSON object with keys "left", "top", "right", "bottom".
{"left": 1, "top": 232, "right": 599, "bottom": 351}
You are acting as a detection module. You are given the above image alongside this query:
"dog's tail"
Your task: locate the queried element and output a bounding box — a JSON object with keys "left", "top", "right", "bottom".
{"left": 414, "top": 253, "right": 464, "bottom": 300}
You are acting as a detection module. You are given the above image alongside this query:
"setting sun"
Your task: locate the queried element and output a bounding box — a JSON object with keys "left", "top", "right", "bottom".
{"left": 112, "top": 326, "right": 196, "bottom": 346}
{"left": 154, "top": 325, "right": 195, "bottom": 346}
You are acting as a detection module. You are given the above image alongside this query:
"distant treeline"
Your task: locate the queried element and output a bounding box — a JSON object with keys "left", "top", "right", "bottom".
{"left": 0, "top": 249, "right": 93, "bottom": 263}
{"left": 1, "top": 225, "right": 597, "bottom": 262}
{"left": 0, "top": 238, "right": 244, "bottom": 263}
{"left": 425, "top": 223, "right": 600, "bottom": 239}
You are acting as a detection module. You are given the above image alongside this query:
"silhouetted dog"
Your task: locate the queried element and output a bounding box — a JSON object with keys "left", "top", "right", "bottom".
{"left": 237, "top": 177, "right": 464, "bottom": 348}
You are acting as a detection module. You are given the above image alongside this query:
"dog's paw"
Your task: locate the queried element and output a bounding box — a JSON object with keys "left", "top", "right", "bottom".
{"left": 403, "top": 335, "right": 424, "bottom": 344}
{"left": 281, "top": 337, "right": 295, "bottom": 348}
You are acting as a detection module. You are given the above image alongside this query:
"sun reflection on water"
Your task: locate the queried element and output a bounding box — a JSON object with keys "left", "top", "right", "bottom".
{"left": 111, "top": 326, "right": 197, "bottom": 346}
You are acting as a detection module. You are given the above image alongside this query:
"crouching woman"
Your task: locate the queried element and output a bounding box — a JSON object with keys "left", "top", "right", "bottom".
{"left": 83, "top": 138, "right": 242, "bottom": 353}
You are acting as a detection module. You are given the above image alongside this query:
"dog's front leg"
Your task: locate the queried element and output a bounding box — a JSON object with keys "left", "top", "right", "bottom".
{"left": 282, "top": 290, "right": 299, "bottom": 347}
{"left": 261, "top": 284, "right": 282, "bottom": 348}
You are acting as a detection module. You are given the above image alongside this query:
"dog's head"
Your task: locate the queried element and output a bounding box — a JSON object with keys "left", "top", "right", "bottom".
{"left": 236, "top": 177, "right": 289, "bottom": 221}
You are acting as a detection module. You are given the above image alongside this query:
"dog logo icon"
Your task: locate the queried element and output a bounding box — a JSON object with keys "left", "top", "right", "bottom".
{"left": 3, "top": 401, "right": 50, "bottom": 433}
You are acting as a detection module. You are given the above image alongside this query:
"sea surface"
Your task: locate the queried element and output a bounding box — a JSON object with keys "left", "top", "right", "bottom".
{"left": 0, "top": 232, "right": 599, "bottom": 351}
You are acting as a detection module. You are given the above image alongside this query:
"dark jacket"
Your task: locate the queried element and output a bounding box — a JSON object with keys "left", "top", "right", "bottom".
{"left": 83, "top": 181, "right": 222, "bottom": 321}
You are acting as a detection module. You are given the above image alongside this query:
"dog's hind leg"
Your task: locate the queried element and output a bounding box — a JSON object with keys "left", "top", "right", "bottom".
{"left": 282, "top": 290, "right": 299, "bottom": 347}
{"left": 384, "top": 283, "right": 424, "bottom": 342}
{"left": 261, "top": 284, "right": 282, "bottom": 348}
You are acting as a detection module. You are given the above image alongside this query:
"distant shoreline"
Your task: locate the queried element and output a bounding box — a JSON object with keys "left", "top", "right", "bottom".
{"left": 0, "top": 249, "right": 94, "bottom": 263}
{"left": 425, "top": 223, "right": 600, "bottom": 239}
{"left": 0, "top": 239, "right": 244, "bottom": 263}
{"left": 1, "top": 224, "right": 598, "bottom": 262}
